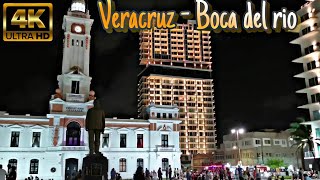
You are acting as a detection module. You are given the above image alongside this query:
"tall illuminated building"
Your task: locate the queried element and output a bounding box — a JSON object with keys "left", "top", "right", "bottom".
{"left": 291, "top": 0, "right": 320, "bottom": 168}
{"left": 137, "top": 20, "right": 216, "bottom": 165}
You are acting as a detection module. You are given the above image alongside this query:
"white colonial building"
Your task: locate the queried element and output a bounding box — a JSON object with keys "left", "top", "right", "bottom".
{"left": 0, "top": 105, "right": 182, "bottom": 180}
{"left": 0, "top": 0, "right": 182, "bottom": 179}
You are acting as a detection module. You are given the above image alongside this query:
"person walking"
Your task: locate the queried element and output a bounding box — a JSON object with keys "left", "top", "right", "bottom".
{"left": 158, "top": 168, "right": 163, "bottom": 180}
{"left": 0, "top": 165, "right": 6, "bottom": 180}
{"left": 226, "top": 168, "right": 232, "bottom": 180}
{"left": 186, "top": 168, "right": 191, "bottom": 180}
{"left": 75, "top": 170, "right": 82, "bottom": 180}
{"left": 255, "top": 170, "right": 261, "bottom": 180}
{"left": 145, "top": 168, "right": 150, "bottom": 178}
{"left": 169, "top": 165, "right": 172, "bottom": 180}
{"left": 7, "top": 166, "right": 17, "bottom": 180}
{"left": 166, "top": 167, "right": 169, "bottom": 180}
{"left": 111, "top": 168, "right": 116, "bottom": 180}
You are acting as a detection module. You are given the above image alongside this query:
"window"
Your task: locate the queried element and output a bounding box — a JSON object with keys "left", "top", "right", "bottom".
{"left": 102, "top": 134, "right": 109, "bottom": 148}
{"left": 32, "top": 132, "right": 41, "bottom": 147}
{"left": 301, "top": 13, "right": 309, "bottom": 22}
{"left": 163, "top": 113, "right": 167, "bottom": 118}
{"left": 119, "top": 158, "right": 126, "bottom": 172}
{"left": 137, "top": 158, "right": 144, "bottom": 168}
{"left": 311, "top": 93, "right": 320, "bottom": 103}
{"left": 10, "top": 131, "right": 20, "bottom": 147}
{"left": 29, "top": 159, "right": 39, "bottom": 174}
{"left": 76, "top": 40, "right": 79, "bottom": 46}
{"left": 314, "top": 110, "right": 320, "bottom": 120}
{"left": 309, "top": 77, "right": 318, "bottom": 86}
{"left": 302, "top": 26, "right": 311, "bottom": 35}
{"left": 137, "top": 134, "right": 143, "bottom": 148}
{"left": 66, "top": 122, "right": 81, "bottom": 146}
{"left": 274, "top": 140, "right": 280, "bottom": 145}
{"left": 266, "top": 153, "right": 272, "bottom": 157}
{"left": 264, "top": 139, "right": 271, "bottom": 145}
{"left": 120, "top": 134, "right": 126, "bottom": 148}
{"left": 161, "top": 134, "right": 168, "bottom": 147}
{"left": 71, "top": 81, "right": 80, "bottom": 94}
{"left": 169, "top": 113, "right": 172, "bottom": 118}
{"left": 162, "top": 158, "right": 169, "bottom": 170}
{"left": 305, "top": 45, "right": 314, "bottom": 55}
{"left": 255, "top": 139, "right": 261, "bottom": 145}
{"left": 81, "top": 41, "right": 83, "bottom": 47}
{"left": 307, "top": 61, "right": 317, "bottom": 70}
{"left": 8, "top": 159, "right": 17, "bottom": 170}
{"left": 72, "top": 39, "right": 74, "bottom": 46}
{"left": 257, "top": 153, "right": 261, "bottom": 157}
{"left": 317, "top": 128, "right": 320, "bottom": 138}
{"left": 280, "top": 139, "right": 286, "bottom": 145}
{"left": 157, "top": 113, "right": 161, "bottom": 118}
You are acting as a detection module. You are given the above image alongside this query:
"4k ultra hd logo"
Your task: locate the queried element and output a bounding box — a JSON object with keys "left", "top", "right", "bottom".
{"left": 3, "top": 3, "right": 53, "bottom": 42}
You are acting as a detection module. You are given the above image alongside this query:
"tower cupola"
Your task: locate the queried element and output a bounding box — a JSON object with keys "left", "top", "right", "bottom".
{"left": 71, "top": 0, "right": 86, "bottom": 13}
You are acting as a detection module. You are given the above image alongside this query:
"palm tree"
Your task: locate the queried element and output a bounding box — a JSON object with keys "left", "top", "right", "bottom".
{"left": 289, "top": 117, "right": 314, "bottom": 169}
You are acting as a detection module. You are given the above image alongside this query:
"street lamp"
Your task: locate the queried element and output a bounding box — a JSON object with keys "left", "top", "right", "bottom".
{"left": 231, "top": 128, "right": 245, "bottom": 165}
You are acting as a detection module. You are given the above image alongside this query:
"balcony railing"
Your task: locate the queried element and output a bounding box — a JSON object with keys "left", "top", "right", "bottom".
{"left": 304, "top": 151, "right": 315, "bottom": 158}
{"left": 155, "top": 145, "right": 175, "bottom": 152}
{"left": 66, "top": 93, "right": 85, "bottom": 103}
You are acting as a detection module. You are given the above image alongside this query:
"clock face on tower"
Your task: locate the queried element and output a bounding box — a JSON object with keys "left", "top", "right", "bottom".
{"left": 71, "top": 24, "right": 85, "bottom": 34}
{"left": 75, "top": 26, "right": 82, "bottom": 33}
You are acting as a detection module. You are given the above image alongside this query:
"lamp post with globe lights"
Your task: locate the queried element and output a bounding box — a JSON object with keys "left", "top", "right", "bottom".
{"left": 231, "top": 128, "right": 245, "bottom": 165}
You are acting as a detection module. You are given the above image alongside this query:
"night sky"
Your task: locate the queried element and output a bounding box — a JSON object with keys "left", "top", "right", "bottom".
{"left": 0, "top": 0, "right": 309, "bottom": 144}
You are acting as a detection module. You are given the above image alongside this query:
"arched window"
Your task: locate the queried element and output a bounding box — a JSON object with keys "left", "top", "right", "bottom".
{"left": 66, "top": 122, "right": 81, "bottom": 146}
{"left": 8, "top": 159, "right": 17, "bottom": 170}
{"left": 30, "top": 159, "right": 39, "bottom": 174}
{"left": 137, "top": 158, "right": 143, "bottom": 169}
{"left": 162, "top": 158, "right": 169, "bottom": 170}
{"left": 119, "top": 158, "right": 126, "bottom": 172}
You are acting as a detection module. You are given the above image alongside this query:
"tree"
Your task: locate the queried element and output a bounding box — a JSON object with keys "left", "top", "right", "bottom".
{"left": 289, "top": 117, "right": 314, "bottom": 169}
{"left": 266, "top": 158, "right": 286, "bottom": 169}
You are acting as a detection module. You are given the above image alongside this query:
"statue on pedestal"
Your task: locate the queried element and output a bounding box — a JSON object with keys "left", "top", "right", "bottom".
{"left": 85, "top": 100, "right": 105, "bottom": 155}
{"left": 82, "top": 99, "right": 108, "bottom": 180}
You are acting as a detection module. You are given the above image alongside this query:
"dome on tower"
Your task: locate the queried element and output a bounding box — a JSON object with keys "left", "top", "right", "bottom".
{"left": 71, "top": 0, "right": 86, "bottom": 13}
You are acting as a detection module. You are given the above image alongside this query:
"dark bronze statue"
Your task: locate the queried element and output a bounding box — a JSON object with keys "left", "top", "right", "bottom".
{"left": 85, "top": 100, "right": 105, "bottom": 155}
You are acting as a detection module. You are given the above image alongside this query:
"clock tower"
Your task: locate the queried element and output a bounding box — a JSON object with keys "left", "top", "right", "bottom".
{"left": 48, "top": 0, "right": 95, "bottom": 115}
{"left": 62, "top": 0, "right": 93, "bottom": 76}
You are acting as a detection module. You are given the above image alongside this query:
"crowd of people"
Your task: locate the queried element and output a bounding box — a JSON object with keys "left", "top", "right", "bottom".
{"left": 107, "top": 165, "right": 183, "bottom": 180}
{"left": 2, "top": 163, "right": 319, "bottom": 180}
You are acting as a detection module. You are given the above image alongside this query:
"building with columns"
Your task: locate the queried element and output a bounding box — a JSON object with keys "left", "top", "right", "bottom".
{"left": 290, "top": 0, "right": 320, "bottom": 169}
{"left": 0, "top": 0, "right": 181, "bottom": 179}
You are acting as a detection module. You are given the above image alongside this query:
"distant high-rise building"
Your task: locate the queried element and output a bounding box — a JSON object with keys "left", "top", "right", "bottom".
{"left": 139, "top": 20, "right": 212, "bottom": 70}
{"left": 290, "top": 0, "right": 320, "bottom": 169}
{"left": 138, "top": 20, "right": 216, "bottom": 165}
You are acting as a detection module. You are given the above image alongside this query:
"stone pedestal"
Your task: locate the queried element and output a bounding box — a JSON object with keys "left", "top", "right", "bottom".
{"left": 82, "top": 154, "right": 108, "bottom": 180}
